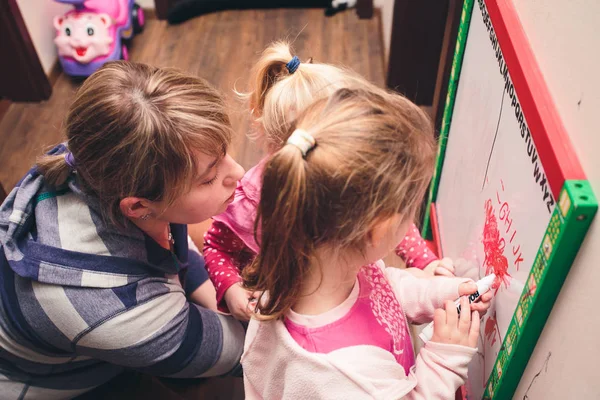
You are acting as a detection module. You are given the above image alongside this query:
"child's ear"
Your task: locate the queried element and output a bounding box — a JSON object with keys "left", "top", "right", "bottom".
{"left": 368, "top": 214, "right": 403, "bottom": 249}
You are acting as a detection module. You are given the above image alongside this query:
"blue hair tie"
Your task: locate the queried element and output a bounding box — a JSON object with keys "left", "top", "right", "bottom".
{"left": 286, "top": 56, "right": 301, "bottom": 74}
{"left": 64, "top": 152, "right": 76, "bottom": 170}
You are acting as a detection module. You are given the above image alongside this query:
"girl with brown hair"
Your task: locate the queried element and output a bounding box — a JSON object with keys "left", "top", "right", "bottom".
{"left": 241, "top": 87, "right": 492, "bottom": 399}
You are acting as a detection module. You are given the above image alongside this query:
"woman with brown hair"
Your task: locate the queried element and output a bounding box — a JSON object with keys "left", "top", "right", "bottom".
{"left": 0, "top": 61, "right": 245, "bottom": 398}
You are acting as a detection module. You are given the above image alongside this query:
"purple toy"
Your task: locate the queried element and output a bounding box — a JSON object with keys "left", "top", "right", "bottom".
{"left": 53, "top": 0, "right": 145, "bottom": 77}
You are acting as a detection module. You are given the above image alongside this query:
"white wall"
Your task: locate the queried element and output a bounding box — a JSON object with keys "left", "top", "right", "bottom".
{"left": 510, "top": 0, "right": 600, "bottom": 398}
{"left": 136, "top": 0, "right": 155, "bottom": 8}
{"left": 374, "top": 0, "right": 394, "bottom": 66}
{"left": 16, "top": 0, "right": 70, "bottom": 74}
{"left": 16, "top": 0, "right": 156, "bottom": 76}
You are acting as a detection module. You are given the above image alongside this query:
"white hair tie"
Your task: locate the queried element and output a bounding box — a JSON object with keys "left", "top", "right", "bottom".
{"left": 286, "top": 129, "right": 316, "bottom": 157}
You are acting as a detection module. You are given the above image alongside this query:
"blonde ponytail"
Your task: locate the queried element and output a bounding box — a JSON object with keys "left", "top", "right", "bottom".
{"left": 245, "top": 41, "right": 376, "bottom": 151}
{"left": 248, "top": 41, "right": 295, "bottom": 115}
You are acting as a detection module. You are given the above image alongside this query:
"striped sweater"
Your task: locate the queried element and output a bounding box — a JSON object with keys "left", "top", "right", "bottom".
{"left": 0, "top": 147, "right": 245, "bottom": 399}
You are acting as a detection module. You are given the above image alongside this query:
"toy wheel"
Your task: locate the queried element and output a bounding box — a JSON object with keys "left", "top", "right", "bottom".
{"left": 121, "top": 45, "right": 129, "bottom": 61}
{"left": 132, "top": 4, "right": 145, "bottom": 34}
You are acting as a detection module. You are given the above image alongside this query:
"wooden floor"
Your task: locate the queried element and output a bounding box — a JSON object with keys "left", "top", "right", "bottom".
{"left": 0, "top": 8, "right": 385, "bottom": 192}
{"left": 1, "top": 8, "right": 386, "bottom": 400}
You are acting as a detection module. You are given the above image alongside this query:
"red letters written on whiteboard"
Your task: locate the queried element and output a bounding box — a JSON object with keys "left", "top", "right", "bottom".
{"left": 482, "top": 179, "right": 525, "bottom": 291}
{"left": 496, "top": 180, "right": 524, "bottom": 271}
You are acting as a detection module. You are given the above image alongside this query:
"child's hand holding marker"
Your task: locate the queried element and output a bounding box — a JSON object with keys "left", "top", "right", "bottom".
{"left": 421, "top": 273, "right": 497, "bottom": 342}
{"left": 431, "top": 298, "right": 480, "bottom": 348}
{"left": 458, "top": 280, "right": 494, "bottom": 315}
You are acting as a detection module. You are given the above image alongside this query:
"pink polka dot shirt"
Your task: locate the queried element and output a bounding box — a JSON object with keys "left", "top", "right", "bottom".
{"left": 203, "top": 158, "right": 438, "bottom": 312}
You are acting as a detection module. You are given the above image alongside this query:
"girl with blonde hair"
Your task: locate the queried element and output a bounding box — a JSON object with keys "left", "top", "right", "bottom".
{"left": 204, "top": 41, "right": 453, "bottom": 321}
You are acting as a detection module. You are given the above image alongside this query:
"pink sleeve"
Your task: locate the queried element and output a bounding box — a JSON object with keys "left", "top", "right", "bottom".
{"left": 384, "top": 266, "right": 471, "bottom": 324}
{"left": 395, "top": 223, "right": 439, "bottom": 270}
{"left": 203, "top": 221, "right": 254, "bottom": 312}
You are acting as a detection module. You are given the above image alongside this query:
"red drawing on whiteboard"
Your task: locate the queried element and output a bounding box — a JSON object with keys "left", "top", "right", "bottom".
{"left": 484, "top": 313, "right": 498, "bottom": 347}
{"left": 483, "top": 199, "right": 511, "bottom": 290}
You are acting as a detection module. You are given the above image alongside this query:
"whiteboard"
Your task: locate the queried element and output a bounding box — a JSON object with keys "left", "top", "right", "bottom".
{"left": 434, "top": 2, "right": 556, "bottom": 398}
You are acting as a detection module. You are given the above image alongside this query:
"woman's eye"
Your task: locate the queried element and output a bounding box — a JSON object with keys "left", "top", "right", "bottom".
{"left": 202, "top": 169, "right": 219, "bottom": 186}
{"left": 203, "top": 176, "right": 217, "bottom": 186}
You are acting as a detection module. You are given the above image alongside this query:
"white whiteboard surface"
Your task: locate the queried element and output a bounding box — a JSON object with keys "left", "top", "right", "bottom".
{"left": 510, "top": 0, "right": 600, "bottom": 398}
{"left": 434, "top": 4, "right": 555, "bottom": 398}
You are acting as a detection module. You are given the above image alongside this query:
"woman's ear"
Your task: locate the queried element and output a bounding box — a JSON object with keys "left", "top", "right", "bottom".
{"left": 119, "top": 197, "right": 152, "bottom": 219}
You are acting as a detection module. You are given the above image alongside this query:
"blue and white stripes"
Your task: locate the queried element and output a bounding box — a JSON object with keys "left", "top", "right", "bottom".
{"left": 0, "top": 154, "right": 244, "bottom": 398}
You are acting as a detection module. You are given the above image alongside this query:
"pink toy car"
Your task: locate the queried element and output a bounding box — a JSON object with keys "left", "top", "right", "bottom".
{"left": 54, "top": 0, "right": 144, "bottom": 77}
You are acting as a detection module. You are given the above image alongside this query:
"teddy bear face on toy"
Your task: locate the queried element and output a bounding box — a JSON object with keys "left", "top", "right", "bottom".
{"left": 54, "top": 12, "right": 114, "bottom": 64}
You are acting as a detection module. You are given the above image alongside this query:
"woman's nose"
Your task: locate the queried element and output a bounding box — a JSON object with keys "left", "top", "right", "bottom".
{"left": 222, "top": 154, "right": 245, "bottom": 186}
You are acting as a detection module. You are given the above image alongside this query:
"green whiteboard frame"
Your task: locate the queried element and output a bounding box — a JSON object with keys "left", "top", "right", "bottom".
{"left": 422, "top": 0, "right": 473, "bottom": 241}
{"left": 421, "top": 0, "right": 598, "bottom": 398}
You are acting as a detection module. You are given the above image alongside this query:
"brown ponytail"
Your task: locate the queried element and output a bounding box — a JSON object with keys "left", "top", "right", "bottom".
{"left": 36, "top": 153, "right": 72, "bottom": 187}
{"left": 244, "top": 87, "right": 437, "bottom": 320}
{"left": 245, "top": 144, "right": 313, "bottom": 318}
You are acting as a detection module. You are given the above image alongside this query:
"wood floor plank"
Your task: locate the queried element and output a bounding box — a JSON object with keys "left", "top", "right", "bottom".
{"left": 0, "top": 8, "right": 384, "bottom": 193}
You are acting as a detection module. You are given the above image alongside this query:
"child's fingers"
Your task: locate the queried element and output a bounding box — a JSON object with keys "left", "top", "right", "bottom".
{"left": 445, "top": 300, "right": 458, "bottom": 327}
{"left": 471, "top": 291, "right": 493, "bottom": 315}
{"left": 468, "top": 311, "right": 480, "bottom": 348}
{"left": 470, "top": 301, "right": 491, "bottom": 313}
{"left": 238, "top": 313, "right": 251, "bottom": 321}
{"left": 458, "top": 297, "right": 471, "bottom": 334}
{"left": 480, "top": 291, "right": 494, "bottom": 302}
{"left": 458, "top": 282, "right": 478, "bottom": 296}
{"left": 248, "top": 298, "right": 258, "bottom": 309}
{"left": 243, "top": 300, "right": 256, "bottom": 317}
{"left": 433, "top": 308, "right": 446, "bottom": 329}
{"left": 434, "top": 266, "right": 454, "bottom": 277}
{"left": 248, "top": 291, "right": 259, "bottom": 301}
{"left": 439, "top": 257, "right": 455, "bottom": 272}
{"left": 233, "top": 305, "right": 251, "bottom": 321}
